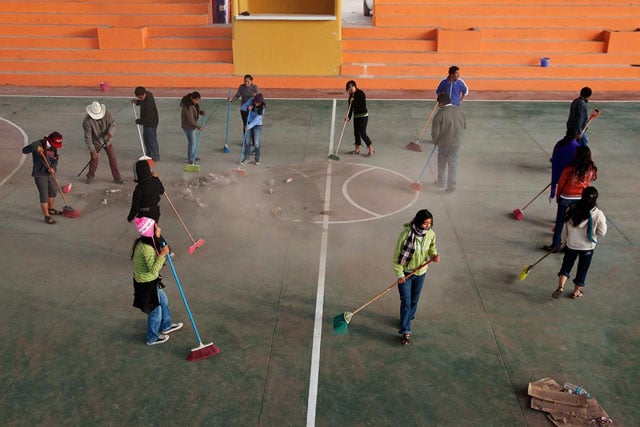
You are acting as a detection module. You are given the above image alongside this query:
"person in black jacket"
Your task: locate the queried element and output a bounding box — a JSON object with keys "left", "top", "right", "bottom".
{"left": 128, "top": 159, "right": 164, "bottom": 223}
{"left": 345, "top": 80, "right": 374, "bottom": 157}
{"left": 22, "top": 132, "right": 64, "bottom": 224}
{"left": 133, "top": 86, "right": 160, "bottom": 161}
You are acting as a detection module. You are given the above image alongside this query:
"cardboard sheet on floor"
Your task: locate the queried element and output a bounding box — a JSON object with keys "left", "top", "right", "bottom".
{"left": 527, "top": 378, "right": 612, "bottom": 426}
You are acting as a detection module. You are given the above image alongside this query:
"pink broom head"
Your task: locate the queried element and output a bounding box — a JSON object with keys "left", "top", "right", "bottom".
{"left": 512, "top": 209, "right": 524, "bottom": 221}
{"left": 62, "top": 183, "right": 72, "bottom": 193}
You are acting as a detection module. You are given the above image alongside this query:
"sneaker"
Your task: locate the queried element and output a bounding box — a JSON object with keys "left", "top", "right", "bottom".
{"left": 86, "top": 177, "right": 94, "bottom": 184}
{"left": 254, "top": 160, "right": 260, "bottom": 165}
{"left": 114, "top": 178, "right": 124, "bottom": 184}
{"left": 161, "top": 322, "right": 183, "bottom": 334}
{"left": 241, "top": 159, "right": 248, "bottom": 165}
{"left": 147, "top": 334, "right": 169, "bottom": 346}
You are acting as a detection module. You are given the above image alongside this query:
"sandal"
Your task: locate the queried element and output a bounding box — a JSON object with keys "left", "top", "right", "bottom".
{"left": 571, "top": 290, "right": 584, "bottom": 299}
{"left": 363, "top": 150, "right": 374, "bottom": 158}
{"left": 552, "top": 287, "right": 564, "bottom": 299}
{"left": 400, "top": 334, "right": 411, "bottom": 345}
{"left": 48, "top": 208, "right": 63, "bottom": 216}
{"left": 44, "top": 216, "right": 57, "bottom": 225}
{"left": 348, "top": 149, "right": 361, "bottom": 155}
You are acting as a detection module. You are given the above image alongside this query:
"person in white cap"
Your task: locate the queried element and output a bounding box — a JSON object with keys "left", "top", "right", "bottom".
{"left": 83, "top": 101, "right": 123, "bottom": 184}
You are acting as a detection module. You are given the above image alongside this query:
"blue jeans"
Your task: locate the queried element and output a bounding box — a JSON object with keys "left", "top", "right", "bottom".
{"left": 243, "top": 125, "right": 262, "bottom": 162}
{"left": 183, "top": 128, "right": 197, "bottom": 164}
{"left": 558, "top": 247, "right": 594, "bottom": 287}
{"left": 143, "top": 126, "right": 159, "bottom": 161}
{"left": 147, "top": 288, "right": 173, "bottom": 344}
{"left": 437, "top": 145, "right": 460, "bottom": 190}
{"left": 552, "top": 197, "right": 578, "bottom": 248}
{"left": 397, "top": 273, "right": 426, "bottom": 335}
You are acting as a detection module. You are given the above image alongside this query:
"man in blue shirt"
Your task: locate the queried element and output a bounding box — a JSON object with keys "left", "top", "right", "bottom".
{"left": 436, "top": 66, "right": 469, "bottom": 106}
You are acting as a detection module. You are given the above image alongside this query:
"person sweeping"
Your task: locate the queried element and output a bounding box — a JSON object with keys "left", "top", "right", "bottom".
{"left": 131, "top": 216, "right": 183, "bottom": 346}
{"left": 552, "top": 187, "right": 607, "bottom": 300}
{"left": 393, "top": 209, "right": 440, "bottom": 345}
{"left": 22, "top": 131, "right": 64, "bottom": 225}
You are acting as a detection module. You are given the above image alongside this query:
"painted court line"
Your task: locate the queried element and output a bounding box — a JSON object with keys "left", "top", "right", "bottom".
{"left": 306, "top": 100, "right": 337, "bottom": 426}
{"left": 0, "top": 117, "right": 28, "bottom": 187}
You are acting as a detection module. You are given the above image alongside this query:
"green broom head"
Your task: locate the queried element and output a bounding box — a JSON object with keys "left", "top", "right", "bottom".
{"left": 333, "top": 311, "right": 353, "bottom": 335}
{"left": 518, "top": 265, "right": 532, "bottom": 281}
{"left": 184, "top": 163, "right": 200, "bottom": 173}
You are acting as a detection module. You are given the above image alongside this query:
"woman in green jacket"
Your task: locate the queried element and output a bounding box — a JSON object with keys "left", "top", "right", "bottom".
{"left": 393, "top": 209, "right": 440, "bottom": 345}
{"left": 131, "top": 217, "right": 182, "bottom": 346}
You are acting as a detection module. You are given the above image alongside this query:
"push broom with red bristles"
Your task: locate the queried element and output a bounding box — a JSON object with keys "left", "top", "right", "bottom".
{"left": 163, "top": 193, "right": 205, "bottom": 254}
{"left": 582, "top": 108, "right": 600, "bottom": 135}
{"left": 162, "top": 242, "right": 220, "bottom": 362}
{"left": 406, "top": 102, "right": 438, "bottom": 152}
{"left": 40, "top": 153, "right": 80, "bottom": 218}
{"left": 512, "top": 183, "right": 551, "bottom": 220}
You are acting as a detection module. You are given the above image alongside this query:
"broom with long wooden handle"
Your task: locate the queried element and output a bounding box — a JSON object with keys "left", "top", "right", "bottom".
{"left": 518, "top": 250, "right": 556, "bottom": 281}
{"left": 163, "top": 193, "right": 204, "bottom": 254}
{"left": 406, "top": 101, "right": 439, "bottom": 152}
{"left": 333, "top": 259, "right": 433, "bottom": 335}
{"left": 40, "top": 152, "right": 80, "bottom": 218}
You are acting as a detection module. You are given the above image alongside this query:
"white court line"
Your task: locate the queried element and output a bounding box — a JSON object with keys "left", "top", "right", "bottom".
{"left": 306, "top": 99, "right": 336, "bottom": 426}
{"left": 0, "top": 117, "right": 29, "bottom": 187}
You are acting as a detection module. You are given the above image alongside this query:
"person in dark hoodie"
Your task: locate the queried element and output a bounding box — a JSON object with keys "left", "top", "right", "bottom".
{"left": 345, "top": 80, "right": 374, "bottom": 157}
{"left": 128, "top": 159, "right": 164, "bottom": 223}
{"left": 133, "top": 86, "right": 160, "bottom": 161}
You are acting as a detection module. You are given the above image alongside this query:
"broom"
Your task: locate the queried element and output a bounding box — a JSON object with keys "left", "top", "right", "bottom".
{"left": 328, "top": 99, "right": 352, "bottom": 161}
{"left": 582, "top": 108, "right": 600, "bottom": 134}
{"left": 40, "top": 152, "right": 80, "bottom": 218}
{"left": 223, "top": 89, "right": 231, "bottom": 153}
{"left": 518, "top": 250, "right": 556, "bottom": 281}
{"left": 161, "top": 242, "right": 220, "bottom": 362}
{"left": 406, "top": 101, "right": 438, "bottom": 152}
{"left": 512, "top": 183, "right": 552, "bottom": 220}
{"left": 231, "top": 109, "right": 252, "bottom": 176}
{"left": 333, "top": 259, "right": 433, "bottom": 335}
{"left": 163, "top": 193, "right": 205, "bottom": 254}
{"left": 184, "top": 115, "right": 206, "bottom": 173}
{"left": 410, "top": 144, "right": 438, "bottom": 192}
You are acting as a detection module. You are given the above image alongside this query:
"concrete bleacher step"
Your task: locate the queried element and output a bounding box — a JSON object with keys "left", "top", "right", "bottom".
{"left": 0, "top": 2, "right": 209, "bottom": 14}
{"left": 0, "top": 36, "right": 98, "bottom": 49}
{"left": 0, "top": 48, "right": 233, "bottom": 63}
{"left": 0, "top": 12, "right": 208, "bottom": 27}
{"left": 377, "top": 0, "right": 637, "bottom": 4}
{"left": 0, "top": 24, "right": 98, "bottom": 37}
{"left": 145, "top": 37, "right": 232, "bottom": 49}
{"left": 374, "top": 4, "right": 639, "bottom": 17}
{"left": 0, "top": 60, "right": 233, "bottom": 74}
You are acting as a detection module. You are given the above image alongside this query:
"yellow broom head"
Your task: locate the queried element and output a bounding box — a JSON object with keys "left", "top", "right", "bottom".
{"left": 518, "top": 265, "right": 532, "bottom": 281}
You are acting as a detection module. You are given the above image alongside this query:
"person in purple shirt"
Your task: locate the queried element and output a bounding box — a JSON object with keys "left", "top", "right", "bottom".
{"left": 436, "top": 66, "right": 469, "bottom": 106}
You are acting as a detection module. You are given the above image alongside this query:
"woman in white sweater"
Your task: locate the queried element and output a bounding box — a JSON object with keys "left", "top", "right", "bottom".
{"left": 552, "top": 186, "right": 607, "bottom": 299}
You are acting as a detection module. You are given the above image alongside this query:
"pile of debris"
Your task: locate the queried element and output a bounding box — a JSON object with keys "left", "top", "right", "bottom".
{"left": 171, "top": 173, "right": 230, "bottom": 208}
{"left": 528, "top": 378, "right": 613, "bottom": 426}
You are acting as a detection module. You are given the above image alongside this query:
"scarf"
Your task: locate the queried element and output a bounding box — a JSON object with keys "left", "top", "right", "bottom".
{"left": 397, "top": 223, "right": 427, "bottom": 266}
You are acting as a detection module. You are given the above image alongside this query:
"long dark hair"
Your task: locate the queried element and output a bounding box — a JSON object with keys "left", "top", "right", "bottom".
{"left": 412, "top": 209, "right": 433, "bottom": 228}
{"left": 567, "top": 145, "right": 597, "bottom": 181}
{"left": 180, "top": 91, "right": 201, "bottom": 107}
{"left": 565, "top": 186, "right": 598, "bottom": 225}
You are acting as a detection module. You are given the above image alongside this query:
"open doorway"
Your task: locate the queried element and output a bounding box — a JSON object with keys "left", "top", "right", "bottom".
{"left": 342, "top": 0, "right": 372, "bottom": 26}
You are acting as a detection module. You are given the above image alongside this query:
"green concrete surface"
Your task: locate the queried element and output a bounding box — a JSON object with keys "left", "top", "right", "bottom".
{"left": 0, "top": 95, "right": 638, "bottom": 426}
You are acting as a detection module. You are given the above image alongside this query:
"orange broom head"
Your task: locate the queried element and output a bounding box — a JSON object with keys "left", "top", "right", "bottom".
{"left": 231, "top": 168, "right": 246, "bottom": 177}
{"left": 188, "top": 239, "right": 205, "bottom": 254}
{"left": 518, "top": 265, "right": 531, "bottom": 281}
{"left": 139, "top": 156, "right": 155, "bottom": 170}
{"left": 410, "top": 182, "right": 423, "bottom": 192}
{"left": 406, "top": 141, "right": 423, "bottom": 152}
{"left": 512, "top": 209, "right": 524, "bottom": 220}
{"left": 187, "top": 342, "right": 220, "bottom": 362}
{"left": 63, "top": 206, "right": 80, "bottom": 218}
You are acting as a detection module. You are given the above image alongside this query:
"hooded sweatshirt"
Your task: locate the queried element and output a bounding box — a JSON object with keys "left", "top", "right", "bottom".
{"left": 562, "top": 207, "right": 607, "bottom": 250}
{"left": 127, "top": 161, "right": 165, "bottom": 222}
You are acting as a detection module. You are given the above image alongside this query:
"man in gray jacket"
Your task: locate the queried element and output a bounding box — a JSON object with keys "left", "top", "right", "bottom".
{"left": 83, "top": 101, "right": 123, "bottom": 184}
{"left": 431, "top": 92, "right": 466, "bottom": 193}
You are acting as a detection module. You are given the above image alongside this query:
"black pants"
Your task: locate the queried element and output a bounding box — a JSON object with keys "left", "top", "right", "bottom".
{"left": 353, "top": 116, "right": 372, "bottom": 148}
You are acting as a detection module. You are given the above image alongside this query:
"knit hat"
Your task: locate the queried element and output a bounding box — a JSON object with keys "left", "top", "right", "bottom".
{"left": 134, "top": 216, "right": 155, "bottom": 237}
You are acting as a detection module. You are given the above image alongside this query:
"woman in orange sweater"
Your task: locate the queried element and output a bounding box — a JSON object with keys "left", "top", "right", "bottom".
{"left": 544, "top": 146, "right": 597, "bottom": 251}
